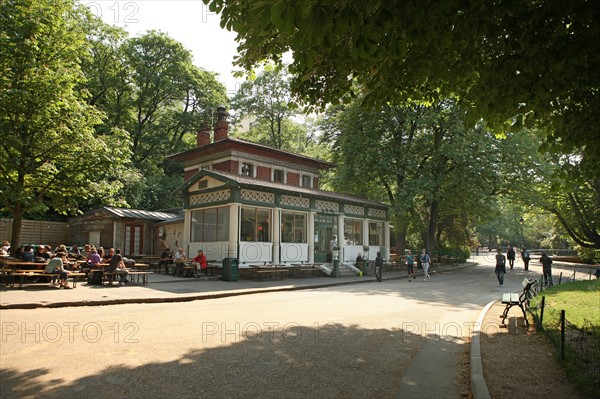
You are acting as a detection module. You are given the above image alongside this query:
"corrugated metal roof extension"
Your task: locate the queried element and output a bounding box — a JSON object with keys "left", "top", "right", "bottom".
{"left": 103, "top": 207, "right": 179, "bottom": 221}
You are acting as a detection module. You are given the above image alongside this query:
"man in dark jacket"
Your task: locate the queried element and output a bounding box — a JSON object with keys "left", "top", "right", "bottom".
{"left": 507, "top": 246, "right": 516, "bottom": 270}
{"left": 495, "top": 249, "right": 507, "bottom": 286}
{"left": 540, "top": 252, "right": 553, "bottom": 286}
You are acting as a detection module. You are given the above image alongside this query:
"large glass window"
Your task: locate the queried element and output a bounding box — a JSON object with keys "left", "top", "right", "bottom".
{"left": 344, "top": 219, "right": 363, "bottom": 246}
{"left": 216, "top": 207, "right": 230, "bottom": 241}
{"left": 281, "top": 212, "right": 307, "bottom": 243}
{"left": 241, "top": 207, "right": 271, "bottom": 242}
{"left": 369, "top": 221, "right": 383, "bottom": 246}
{"left": 191, "top": 206, "right": 230, "bottom": 242}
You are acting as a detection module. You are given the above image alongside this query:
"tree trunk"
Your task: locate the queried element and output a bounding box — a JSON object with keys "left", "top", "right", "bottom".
{"left": 427, "top": 200, "right": 439, "bottom": 251}
{"left": 10, "top": 201, "right": 23, "bottom": 257}
{"left": 396, "top": 230, "right": 407, "bottom": 255}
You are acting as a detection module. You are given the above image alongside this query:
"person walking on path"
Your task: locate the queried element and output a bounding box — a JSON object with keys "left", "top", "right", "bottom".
{"left": 406, "top": 249, "right": 416, "bottom": 281}
{"left": 507, "top": 246, "right": 516, "bottom": 270}
{"left": 374, "top": 251, "right": 383, "bottom": 281}
{"left": 521, "top": 246, "right": 531, "bottom": 271}
{"left": 420, "top": 248, "right": 431, "bottom": 281}
{"left": 495, "top": 248, "right": 506, "bottom": 286}
{"left": 540, "top": 252, "right": 554, "bottom": 286}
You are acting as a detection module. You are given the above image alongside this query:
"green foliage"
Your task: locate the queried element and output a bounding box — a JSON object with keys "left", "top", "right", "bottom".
{"left": 231, "top": 65, "right": 300, "bottom": 150}
{"left": 79, "top": 23, "right": 228, "bottom": 210}
{"left": 321, "top": 95, "right": 544, "bottom": 251}
{"left": 575, "top": 246, "right": 600, "bottom": 264}
{"left": 0, "top": 0, "right": 129, "bottom": 247}
{"left": 205, "top": 0, "right": 600, "bottom": 163}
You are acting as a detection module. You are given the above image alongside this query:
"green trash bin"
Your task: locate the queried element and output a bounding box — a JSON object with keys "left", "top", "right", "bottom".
{"left": 222, "top": 258, "right": 239, "bottom": 281}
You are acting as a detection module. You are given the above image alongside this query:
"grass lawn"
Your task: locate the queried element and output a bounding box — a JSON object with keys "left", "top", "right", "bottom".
{"left": 530, "top": 279, "right": 600, "bottom": 329}
{"left": 530, "top": 279, "right": 600, "bottom": 398}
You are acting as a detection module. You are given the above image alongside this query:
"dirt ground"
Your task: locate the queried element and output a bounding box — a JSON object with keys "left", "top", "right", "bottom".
{"left": 480, "top": 301, "right": 582, "bottom": 398}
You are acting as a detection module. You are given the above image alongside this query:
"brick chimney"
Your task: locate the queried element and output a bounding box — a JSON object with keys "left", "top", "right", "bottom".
{"left": 196, "top": 122, "right": 211, "bottom": 147}
{"left": 214, "top": 106, "right": 229, "bottom": 142}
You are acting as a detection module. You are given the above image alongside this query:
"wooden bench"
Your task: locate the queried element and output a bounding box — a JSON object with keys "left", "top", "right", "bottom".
{"left": 182, "top": 265, "right": 196, "bottom": 277}
{"left": 254, "top": 269, "right": 290, "bottom": 281}
{"left": 9, "top": 270, "right": 86, "bottom": 289}
{"left": 127, "top": 271, "right": 153, "bottom": 285}
{"left": 500, "top": 278, "right": 539, "bottom": 327}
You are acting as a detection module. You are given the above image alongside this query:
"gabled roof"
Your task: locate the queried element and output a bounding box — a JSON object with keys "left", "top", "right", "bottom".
{"left": 85, "top": 207, "right": 180, "bottom": 221}
{"left": 176, "top": 169, "right": 388, "bottom": 209}
{"left": 166, "top": 137, "right": 334, "bottom": 169}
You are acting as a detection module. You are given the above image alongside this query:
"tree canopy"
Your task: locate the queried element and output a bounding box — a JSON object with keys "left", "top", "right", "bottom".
{"left": 205, "top": 0, "right": 600, "bottom": 162}
{"left": 321, "top": 95, "right": 548, "bottom": 253}
{"left": 231, "top": 64, "right": 299, "bottom": 150}
{"left": 0, "top": 0, "right": 129, "bottom": 250}
{"left": 0, "top": 0, "right": 230, "bottom": 248}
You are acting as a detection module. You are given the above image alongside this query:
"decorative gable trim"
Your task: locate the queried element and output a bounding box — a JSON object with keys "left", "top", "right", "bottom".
{"left": 344, "top": 204, "right": 365, "bottom": 216}
{"left": 241, "top": 189, "right": 274, "bottom": 203}
{"left": 190, "top": 190, "right": 231, "bottom": 206}
{"left": 368, "top": 208, "right": 387, "bottom": 219}
{"left": 315, "top": 200, "right": 339, "bottom": 213}
{"left": 280, "top": 195, "right": 310, "bottom": 208}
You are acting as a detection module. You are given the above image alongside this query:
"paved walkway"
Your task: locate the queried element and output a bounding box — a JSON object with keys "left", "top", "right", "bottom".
{"left": 1, "top": 262, "right": 477, "bottom": 309}
{"left": 1, "top": 256, "right": 594, "bottom": 399}
{"left": 3, "top": 256, "right": 595, "bottom": 310}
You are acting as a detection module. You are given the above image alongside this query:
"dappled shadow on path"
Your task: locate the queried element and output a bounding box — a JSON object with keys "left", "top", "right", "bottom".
{"left": 1, "top": 323, "right": 471, "bottom": 399}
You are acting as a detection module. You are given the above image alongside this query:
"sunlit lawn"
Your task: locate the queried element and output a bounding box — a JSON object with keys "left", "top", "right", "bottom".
{"left": 531, "top": 279, "right": 600, "bottom": 329}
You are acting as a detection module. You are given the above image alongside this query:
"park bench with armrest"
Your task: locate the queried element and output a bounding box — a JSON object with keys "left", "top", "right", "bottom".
{"left": 500, "top": 278, "right": 539, "bottom": 327}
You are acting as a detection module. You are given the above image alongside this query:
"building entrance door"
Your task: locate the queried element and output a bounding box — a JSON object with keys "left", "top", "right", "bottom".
{"left": 314, "top": 213, "right": 338, "bottom": 263}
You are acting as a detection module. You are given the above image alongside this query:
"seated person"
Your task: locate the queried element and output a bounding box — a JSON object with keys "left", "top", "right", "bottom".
{"left": 356, "top": 253, "right": 363, "bottom": 267}
{"left": 45, "top": 251, "right": 71, "bottom": 289}
{"left": 103, "top": 247, "right": 114, "bottom": 264}
{"left": 68, "top": 245, "right": 81, "bottom": 259}
{"left": 87, "top": 248, "right": 102, "bottom": 269}
{"left": 173, "top": 247, "right": 187, "bottom": 276}
{"left": 158, "top": 248, "right": 173, "bottom": 274}
{"left": 193, "top": 249, "right": 208, "bottom": 276}
{"left": 105, "top": 249, "right": 128, "bottom": 285}
{"left": 22, "top": 245, "right": 35, "bottom": 262}
{"left": 80, "top": 244, "right": 91, "bottom": 260}
{"left": 44, "top": 245, "right": 53, "bottom": 258}
{"left": 35, "top": 245, "right": 51, "bottom": 263}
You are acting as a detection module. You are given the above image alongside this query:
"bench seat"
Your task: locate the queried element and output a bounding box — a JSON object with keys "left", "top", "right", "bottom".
{"left": 500, "top": 278, "right": 538, "bottom": 327}
{"left": 9, "top": 271, "right": 86, "bottom": 288}
{"left": 254, "top": 269, "right": 289, "bottom": 281}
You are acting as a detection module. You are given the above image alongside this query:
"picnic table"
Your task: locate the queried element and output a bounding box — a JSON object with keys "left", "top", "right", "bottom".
{"left": 87, "top": 263, "right": 153, "bottom": 285}
{"left": 247, "top": 264, "right": 290, "bottom": 281}
{"left": 289, "top": 263, "right": 324, "bottom": 278}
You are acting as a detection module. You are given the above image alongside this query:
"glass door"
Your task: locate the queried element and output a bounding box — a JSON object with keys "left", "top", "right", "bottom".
{"left": 314, "top": 213, "right": 338, "bottom": 263}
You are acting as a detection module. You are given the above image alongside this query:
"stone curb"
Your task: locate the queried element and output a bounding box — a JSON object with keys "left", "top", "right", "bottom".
{"left": 471, "top": 299, "right": 495, "bottom": 399}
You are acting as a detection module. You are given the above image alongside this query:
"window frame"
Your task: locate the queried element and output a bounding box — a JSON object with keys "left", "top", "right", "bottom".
{"left": 191, "top": 206, "right": 230, "bottom": 242}
{"left": 281, "top": 211, "right": 307, "bottom": 243}
{"left": 240, "top": 206, "right": 272, "bottom": 242}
